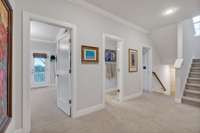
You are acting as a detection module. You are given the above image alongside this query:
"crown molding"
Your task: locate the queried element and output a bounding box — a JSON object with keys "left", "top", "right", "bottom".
{"left": 67, "top": 0, "right": 149, "bottom": 34}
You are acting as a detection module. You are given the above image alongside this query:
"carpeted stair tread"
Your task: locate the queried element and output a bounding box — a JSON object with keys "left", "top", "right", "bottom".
{"left": 182, "top": 96, "right": 200, "bottom": 103}
{"left": 185, "top": 89, "right": 200, "bottom": 94}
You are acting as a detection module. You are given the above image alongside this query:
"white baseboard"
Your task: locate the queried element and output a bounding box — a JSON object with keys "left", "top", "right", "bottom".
{"left": 15, "top": 129, "right": 24, "bottom": 133}
{"left": 175, "top": 98, "right": 182, "bottom": 103}
{"left": 74, "top": 104, "right": 105, "bottom": 118}
{"left": 122, "top": 91, "right": 143, "bottom": 101}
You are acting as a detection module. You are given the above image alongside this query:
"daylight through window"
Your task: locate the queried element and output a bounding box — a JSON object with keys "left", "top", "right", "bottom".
{"left": 193, "top": 16, "right": 200, "bottom": 36}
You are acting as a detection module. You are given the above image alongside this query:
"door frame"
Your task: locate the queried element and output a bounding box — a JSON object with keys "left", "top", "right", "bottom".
{"left": 102, "top": 33, "right": 124, "bottom": 105}
{"left": 31, "top": 51, "right": 50, "bottom": 88}
{"left": 141, "top": 45, "right": 153, "bottom": 92}
{"left": 23, "top": 11, "right": 77, "bottom": 133}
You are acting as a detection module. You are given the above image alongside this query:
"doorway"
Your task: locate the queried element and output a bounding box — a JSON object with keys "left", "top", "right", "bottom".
{"left": 23, "top": 12, "right": 77, "bottom": 133}
{"left": 30, "top": 20, "right": 72, "bottom": 131}
{"left": 103, "top": 34, "right": 124, "bottom": 104}
{"left": 142, "top": 46, "right": 152, "bottom": 92}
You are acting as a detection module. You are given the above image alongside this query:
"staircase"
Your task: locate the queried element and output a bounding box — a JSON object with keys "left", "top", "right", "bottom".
{"left": 182, "top": 59, "right": 200, "bottom": 107}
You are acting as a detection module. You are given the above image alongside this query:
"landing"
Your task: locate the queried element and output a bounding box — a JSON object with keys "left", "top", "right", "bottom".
{"left": 31, "top": 91, "right": 200, "bottom": 133}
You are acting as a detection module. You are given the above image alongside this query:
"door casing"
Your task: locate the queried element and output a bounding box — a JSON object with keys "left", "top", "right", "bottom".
{"left": 102, "top": 33, "right": 124, "bottom": 104}
{"left": 23, "top": 11, "right": 77, "bottom": 133}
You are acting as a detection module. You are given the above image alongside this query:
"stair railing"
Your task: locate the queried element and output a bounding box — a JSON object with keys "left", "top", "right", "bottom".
{"left": 152, "top": 72, "right": 166, "bottom": 91}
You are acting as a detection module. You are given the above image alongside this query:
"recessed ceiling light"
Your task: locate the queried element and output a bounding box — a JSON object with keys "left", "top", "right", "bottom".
{"left": 163, "top": 8, "right": 178, "bottom": 16}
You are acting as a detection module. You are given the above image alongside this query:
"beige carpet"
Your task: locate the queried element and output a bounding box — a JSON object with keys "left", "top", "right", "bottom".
{"left": 31, "top": 88, "right": 200, "bottom": 133}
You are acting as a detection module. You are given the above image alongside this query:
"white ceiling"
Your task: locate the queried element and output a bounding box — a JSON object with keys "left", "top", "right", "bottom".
{"left": 31, "top": 21, "right": 64, "bottom": 42}
{"left": 84, "top": 0, "right": 200, "bottom": 30}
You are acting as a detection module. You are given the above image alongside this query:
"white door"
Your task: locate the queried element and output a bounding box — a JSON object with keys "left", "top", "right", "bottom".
{"left": 143, "top": 48, "right": 149, "bottom": 92}
{"left": 32, "top": 52, "right": 49, "bottom": 88}
{"left": 56, "top": 32, "right": 71, "bottom": 116}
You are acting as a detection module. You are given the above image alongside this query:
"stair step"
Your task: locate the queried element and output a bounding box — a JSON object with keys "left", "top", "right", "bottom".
{"left": 191, "top": 67, "right": 200, "bottom": 72}
{"left": 193, "top": 62, "right": 200, "bottom": 64}
{"left": 182, "top": 96, "right": 200, "bottom": 102}
{"left": 186, "top": 83, "right": 200, "bottom": 91}
{"left": 189, "top": 72, "right": 200, "bottom": 78}
{"left": 186, "top": 83, "right": 200, "bottom": 87}
{"left": 182, "top": 96, "right": 200, "bottom": 107}
{"left": 188, "top": 78, "right": 200, "bottom": 84}
{"left": 191, "top": 67, "right": 200, "bottom": 70}
{"left": 192, "top": 64, "right": 200, "bottom": 67}
{"left": 188, "top": 78, "right": 200, "bottom": 81}
{"left": 193, "top": 59, "right": 200, "bottom": 62}
{"left": 185, "top": 89, "right": 200, "bottom": 94}
{"left": 190, "top": 72, "right": 200, "bottom": 75}
{"left": 184, "top": 89, "right": 200, "bottom": 98}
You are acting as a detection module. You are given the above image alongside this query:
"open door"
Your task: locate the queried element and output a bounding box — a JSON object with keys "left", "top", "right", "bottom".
{"left": 56, "top": 31, "right": 71, "bottom": 116}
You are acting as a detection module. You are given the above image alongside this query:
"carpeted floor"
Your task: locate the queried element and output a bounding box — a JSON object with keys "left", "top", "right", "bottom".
{"left": 31, "top": 87, "right": 200, "bottom": 133}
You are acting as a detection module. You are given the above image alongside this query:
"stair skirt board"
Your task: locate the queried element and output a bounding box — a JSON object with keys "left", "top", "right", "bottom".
{"left": 182, "top": 59, "right": 200, "bottom": 107}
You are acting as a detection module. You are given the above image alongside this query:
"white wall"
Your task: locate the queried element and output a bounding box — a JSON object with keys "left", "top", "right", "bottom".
{"left": 150, "top": 42, "right": 171, "bottom": 94}
{"left": 150, "top": 24, "right": 177, "bottom": 64}
{"left": 31, "top": 40, "right": 56, "bottom": 86}
{"left": 153, "top": 65, "right": 171, "bottom": 95}
{"left": 150, "top": 24, "right": 178, "bottom": 95}
{"left": 10, "top": 0, "right": 159, "bottom": 130}
{"left": 176, "top": 18, "right": 200, "bottom": 99}
{"left": 31, "top": 40, "right": 56, "bottom": 54}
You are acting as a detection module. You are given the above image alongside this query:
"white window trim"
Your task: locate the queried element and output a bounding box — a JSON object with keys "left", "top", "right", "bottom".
{"left": 193, "top": 16, "right": 200, "bottom": 37}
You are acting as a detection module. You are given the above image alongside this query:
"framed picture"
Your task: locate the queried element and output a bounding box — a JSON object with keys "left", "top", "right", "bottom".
{"left": 128, "top": 49, "right": 138, "bottom": 72}
{"left": 0, "top": 0, "right": 13, "bottom": 132}
{"left": 105, "top": 49, "right": 116, "bottom": 62}
{"left": 81, "top": 45, "right": 99, "bottom": 64}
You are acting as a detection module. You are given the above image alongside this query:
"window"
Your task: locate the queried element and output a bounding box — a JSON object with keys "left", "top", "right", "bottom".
{"left": 33, "top": 53, "right": 47, "bottom": 83}
{"left": 193, "top": 16, "right": 200, "bottom": 37}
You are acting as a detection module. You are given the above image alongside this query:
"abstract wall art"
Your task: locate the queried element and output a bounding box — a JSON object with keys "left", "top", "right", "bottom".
{"left": 105, "top": 49, "right": 116, "bottom": 62}
{"left": 0, "top": 0, "right": 12, "bottom": 132}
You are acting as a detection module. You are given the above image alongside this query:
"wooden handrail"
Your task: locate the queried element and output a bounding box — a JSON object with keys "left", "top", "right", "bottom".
{"left": 152, "top": 72, "right": 166, "bottom": 91}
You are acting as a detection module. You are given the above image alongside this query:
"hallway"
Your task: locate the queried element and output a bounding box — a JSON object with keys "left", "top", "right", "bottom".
{"left": 31, "top": 90, "right": 200, "bottom": 133}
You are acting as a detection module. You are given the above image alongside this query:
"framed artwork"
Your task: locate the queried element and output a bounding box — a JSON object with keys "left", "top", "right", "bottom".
{"left": 105, "top": 49, "right": 116, "bottom": 62}
{"left": 81, "top": 45, "right": 99, "bottom": 64}
{"left": 128, "top": 49, "right": 138, "bottom": 72}
{"left": 0, "top": 0, "right": 13, "bottom": 132}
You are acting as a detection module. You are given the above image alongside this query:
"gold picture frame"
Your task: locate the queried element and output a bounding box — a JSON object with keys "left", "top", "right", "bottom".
{"left": 81, "top": 45, "right": 99, "bottom": 64}
{"left": 128, "top": 49, "right": 138, "bottom": 72}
